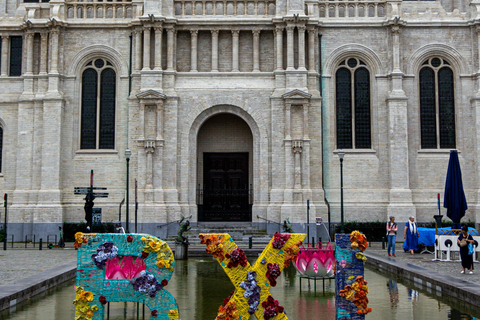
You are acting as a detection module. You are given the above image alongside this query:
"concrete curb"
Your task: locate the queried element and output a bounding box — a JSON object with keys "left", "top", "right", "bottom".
{"left": 0, "top": 261, "right": 77, "bottom": 312}
{"left": 365, "top": 251, "right": 480, "bottom": 310}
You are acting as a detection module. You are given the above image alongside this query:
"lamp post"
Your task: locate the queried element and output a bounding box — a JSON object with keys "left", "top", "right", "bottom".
{"left": 338, "top": 149, "right": 345, "bottom": 234}
{"left": 125, "top": 148, "right": 131, "bottom": 233}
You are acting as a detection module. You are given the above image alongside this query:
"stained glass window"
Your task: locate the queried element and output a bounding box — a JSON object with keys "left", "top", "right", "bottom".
{"left": 80, "top": 59, "right": 116, "bottom": 149}
{"left": 335, "top": 58, "right": 371, "bottom": 149}
{"left": 419, "top": 58, "right": 455, "bottom": 149}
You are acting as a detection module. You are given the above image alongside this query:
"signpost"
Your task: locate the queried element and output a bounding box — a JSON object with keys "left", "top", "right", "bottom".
{"left": 74, "top": 170, "right": 108, "bottom": 232}
{"left": 3, "top": 194, "right": 7, "bottom": 251}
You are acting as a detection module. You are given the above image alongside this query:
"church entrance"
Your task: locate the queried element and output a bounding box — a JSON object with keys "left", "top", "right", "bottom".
{"left": 198, "top": 153, "right": 251, "bottom": 221}
{"left": 196, "top": 113, "right": 253, "bottom": 222}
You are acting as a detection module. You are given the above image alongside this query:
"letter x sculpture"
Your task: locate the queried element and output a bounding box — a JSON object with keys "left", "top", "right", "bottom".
{"left": 199, "top": 233, "right": 306, "bottom": 320}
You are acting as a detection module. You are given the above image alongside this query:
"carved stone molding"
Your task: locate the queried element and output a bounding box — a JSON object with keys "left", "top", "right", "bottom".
{"left": 292, "top": 140, "right": 303, "bottom": 153}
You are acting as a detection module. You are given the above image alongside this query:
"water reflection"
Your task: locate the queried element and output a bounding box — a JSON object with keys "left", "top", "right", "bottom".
{"left": 387, "top": 279, "right": 399, "bottom": 308}
{"left": 0, "top": 259, "right": 479, "bottom": 320}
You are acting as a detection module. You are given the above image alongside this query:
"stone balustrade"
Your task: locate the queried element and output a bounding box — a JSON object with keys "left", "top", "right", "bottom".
{"left": 174, "top": 0, "right": 275, "bottom": 17}
{"left": 311, "top": 0, "right": 387, "bottom": 19}
{"left": 66, "top": 0, "right": 135, "bottom": 20}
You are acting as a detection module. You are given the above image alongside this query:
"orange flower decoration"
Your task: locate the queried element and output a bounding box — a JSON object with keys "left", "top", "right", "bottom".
{"left": 199, "top": 235, "right": 226, "bottom": 261}
{"left": 341, "top": 275, "right": 372, "bottom": 315}
{"left": 284, "top": 240, "right": 302, "bottom": 268}
{"left": 350, "top": 231, "right": 369, "bottom": 252}
{"left": 215, "top": 300, "right": 239, "bottom": 320}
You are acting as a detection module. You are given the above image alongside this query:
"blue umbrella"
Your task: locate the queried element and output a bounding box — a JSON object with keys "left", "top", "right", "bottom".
{"left": 443, "top": 150, "right": 467, "bottom": 229}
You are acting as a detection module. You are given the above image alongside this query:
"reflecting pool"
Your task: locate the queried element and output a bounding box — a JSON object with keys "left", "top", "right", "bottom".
{"left": 1, "top": 258, "right": 479, "bottom": 320}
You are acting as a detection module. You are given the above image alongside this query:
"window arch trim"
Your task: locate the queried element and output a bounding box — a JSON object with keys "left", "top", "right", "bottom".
{"left": 335, "top": 58, "right": 372, "bottom": 150}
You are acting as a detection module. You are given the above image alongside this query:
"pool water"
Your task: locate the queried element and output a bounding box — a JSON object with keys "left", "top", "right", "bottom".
{"left": 1, "top": 258, "right": 478, "bottom": 320}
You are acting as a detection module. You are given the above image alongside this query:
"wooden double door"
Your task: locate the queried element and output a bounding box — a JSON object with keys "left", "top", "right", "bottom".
{"left": 198, "top": 153, "right": 252, "bottom": 221}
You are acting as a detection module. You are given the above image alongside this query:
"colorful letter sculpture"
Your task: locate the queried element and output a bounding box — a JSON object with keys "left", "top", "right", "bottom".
{"left": 294, "top": 243, "right": 335, "bottom": 277}
{"left": 335, "top": 232, "right": 371, "bottom": 319}
{"left": 199, "top": 232, "right": 306, "bottom": 320}
{"left": 74, "top": 233, "right": 179, "bottom": 320}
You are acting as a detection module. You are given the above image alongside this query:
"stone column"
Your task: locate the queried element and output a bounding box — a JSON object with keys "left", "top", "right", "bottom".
{"left": 285, "top": 103, "right": 291, "bottom": 139}
{"left": 39, "top": 32, "right": 48, "bottom": 75}
{"left": 386, "top": 23, "right": 415, "bottom": 220}
{"left": 303, "top": 103, "right": 309, "bottom": 139}
{"left": 1, "top": 35, "right": 8, "bottom": 76}
{"left": 48, "top": 28, "right": 60, "bottom": 93}
{"left": 190, "top": 29, "right": 198, "bottom": 72}
{"left": 166, "top": 27, "right": 175, "bottom": 71}
{"left": 211, "top": 30, "right": 219, "bottom": 72}
{"left": 25, "top": 32, "right": 34, "bottom": 75}
{"left": 154, "top": 26, "right": 163, "bottom": 70}
{"left": 293, "top": 140, "right": 303, "bottom": 189}
{"left": 145, "top": 142, "right": 154, "bottom": 189}
{"left": 286, "top": 25, "right": 295, "bottom": 70}
{"left": 134, "top": 28, "right": 142, "bottom": 72}
{"left": 232, "top": 30, "right": 240, "bottom": 72}
{"left": 49, "top": 28, "right": 59, "bottom": 74}
{"left": 252, "top": 30, "right": 260, "bottom": 72}
{"left": 390, "top": 25, "right": 403, "bottom": 93}
{"left": 298, "top": 26, "right": 306, "bottom": 70}
{"left": 156, "top": 101, "right": 164, "bottom": 140}
{"left": 308, "top": 28, "right": 316, "bottom": 72}
{"left": 392, "top": 25, "right": 401, "bottom": 73}
{"left": 142, "top": 26, "right": 151, "bottom": 71}
{"left": 275, "top": 27, "right": 283, "bottom": 71}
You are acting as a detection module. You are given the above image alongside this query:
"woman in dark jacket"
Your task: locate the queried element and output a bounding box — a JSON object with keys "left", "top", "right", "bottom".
{"left": 457, "top": 226, "right": 474, "bottom": 274}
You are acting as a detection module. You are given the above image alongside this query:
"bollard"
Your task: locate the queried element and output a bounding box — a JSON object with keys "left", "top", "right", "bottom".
{"left": 382, "top": 237, "right": 385, "bottom": 249}
{"left": 25, "top": 235, "right": 27, "bottom": 248}
{"left": 319, "top": 237, "right": 322, "bottom": 245}
{"left": 312, "top": 237, "right": 315, "bottom": 247}
{"left": 39, "top": 238, "right": 43, "bottom": 250}
{"left": 248, "top": 236, "right": 253, "bottom": 249}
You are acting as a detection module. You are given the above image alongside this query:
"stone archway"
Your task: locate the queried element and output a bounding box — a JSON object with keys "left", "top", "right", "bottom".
{"left": 196, "top": 113, "right": 253, "bottom": 221}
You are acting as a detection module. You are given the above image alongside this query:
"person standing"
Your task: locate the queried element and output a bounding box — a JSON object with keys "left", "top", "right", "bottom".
{"left": 458, "top": 226, "right": 474, "bottom": 274}
{"left": 386, "top": 216, "right": 397, "bottom": 257}
{"left": 404, "top": 216, "right": 419, "bottom": 255}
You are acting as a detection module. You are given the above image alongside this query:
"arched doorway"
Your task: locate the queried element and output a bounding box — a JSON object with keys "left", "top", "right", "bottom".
{"left": 196, "top": 113, "right": 253, "bottom": 221}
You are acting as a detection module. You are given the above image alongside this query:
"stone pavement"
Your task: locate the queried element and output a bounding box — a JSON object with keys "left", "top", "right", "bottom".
{"left": 0, "top": 245, "right": 77, "bottom": 286}
{"left": 367, "top": 241, "right": 480, "bottom": 287}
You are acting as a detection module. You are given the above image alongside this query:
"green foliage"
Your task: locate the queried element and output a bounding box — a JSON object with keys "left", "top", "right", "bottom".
{"left": 63, "top": 222, "right": 116, "bottom": 242}
{"left": 333, "top": 220, "right": 476, "bottom": 242}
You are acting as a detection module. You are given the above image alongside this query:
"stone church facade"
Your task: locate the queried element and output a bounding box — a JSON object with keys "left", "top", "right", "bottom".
{"left": 1, "top": 0, "right": 479, "bottom": 239}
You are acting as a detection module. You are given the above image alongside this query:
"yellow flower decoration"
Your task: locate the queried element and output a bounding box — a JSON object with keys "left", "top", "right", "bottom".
{"left": 75, "top": 232, "right": 84, "bottom": 243}
{"left": 351, "top": 241, "right": 359, "bottom": 249}
{"left": 168, "top": 308, "right": 179, "bottom": 320}
{"left": 355, "top": 252, "right": 367, "bottom": 263}
{"left": 74, "top": 287, "right": 98, "bottom": 320}
{"left": 352, "top": 282, "right": 360, "bottom": 292}
{"left": 156, "top": 251, "right": 174, "bottom": 272}
{"left": 346, "top": 290, "right": 355, "bottom": 301}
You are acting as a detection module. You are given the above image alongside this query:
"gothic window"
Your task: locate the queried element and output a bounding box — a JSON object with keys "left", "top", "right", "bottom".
{"left": 9, "top": 36, "right": 22, "bottom": 77}
{"left": 419, "top": 57, "right": 455, "bottom": 149}
{"left": 81, "top": 59, "right": 116, "bottom": 149}
{"left": 335, "top": 58, "right": 371, "bottom": 149}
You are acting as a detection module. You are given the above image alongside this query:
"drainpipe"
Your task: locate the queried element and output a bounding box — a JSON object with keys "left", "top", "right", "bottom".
{"left": 319, "top": 34, "right": 332, "bottom": 236}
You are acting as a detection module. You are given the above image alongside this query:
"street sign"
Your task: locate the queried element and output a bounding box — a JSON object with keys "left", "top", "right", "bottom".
{"left": 93, "top": 193, "right": 109, "bottom": 198}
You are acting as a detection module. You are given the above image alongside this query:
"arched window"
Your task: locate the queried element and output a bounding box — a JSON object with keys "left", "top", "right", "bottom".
{"left": 81, "top": 59, "right": 116, "bottom": 149}
{"left": 419, "top": 57, "right": 455, "bottom": 149}
{"left": 335, "top": 58, "right": 371, "bottom": 149}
